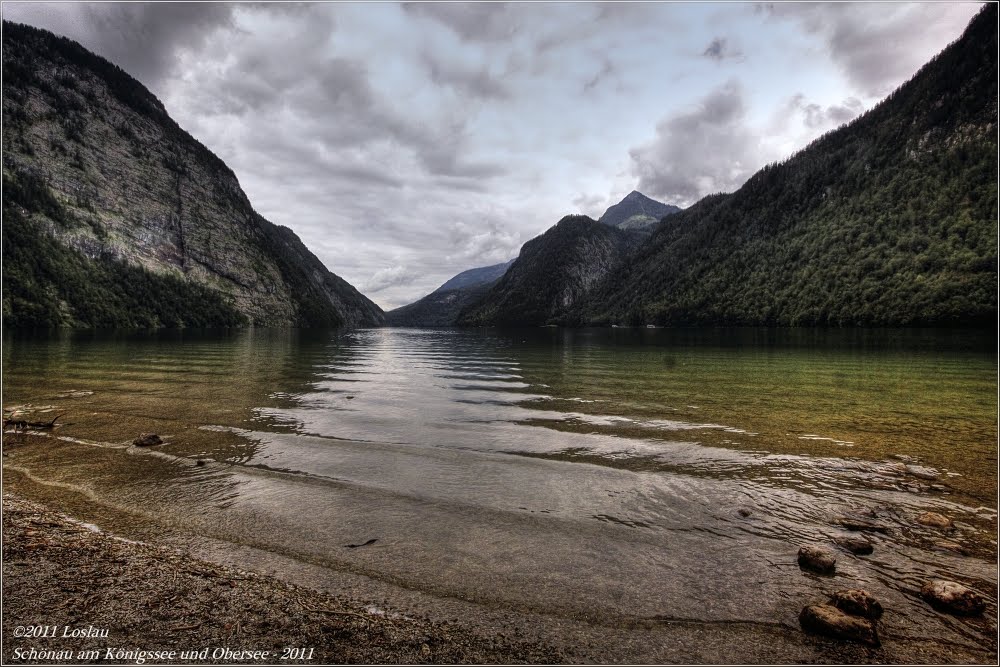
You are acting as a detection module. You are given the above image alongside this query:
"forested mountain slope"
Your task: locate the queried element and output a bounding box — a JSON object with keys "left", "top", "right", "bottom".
{"left": 459, "top": 216, "right": 641, "bottom": 326}
{"left": 2, "top": 21, "right": 384, "bottom": 328}
{"left": 577, "top": 5, "right": 997, "bottom": 327}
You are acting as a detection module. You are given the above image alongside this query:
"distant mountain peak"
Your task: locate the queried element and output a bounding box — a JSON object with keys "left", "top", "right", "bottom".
{"left": 598, "top": 192, "right": 681, "bottom": 230}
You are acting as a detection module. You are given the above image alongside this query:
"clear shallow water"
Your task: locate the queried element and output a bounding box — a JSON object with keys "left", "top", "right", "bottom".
{"left": 2, "top": 327, "right": 997, "bottom": 652}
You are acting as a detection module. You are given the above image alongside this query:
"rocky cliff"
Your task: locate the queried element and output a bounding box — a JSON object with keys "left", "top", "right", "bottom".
{"left": 2, "top": 21, "right": 383, "bottom": 328}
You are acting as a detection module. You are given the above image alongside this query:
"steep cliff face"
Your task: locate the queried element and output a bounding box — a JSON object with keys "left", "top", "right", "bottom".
{"left": 458, "top": 216, "right": 640, "bottom": 326}
{"left": 2, "top": 22, "right": 383, "bottom": 328}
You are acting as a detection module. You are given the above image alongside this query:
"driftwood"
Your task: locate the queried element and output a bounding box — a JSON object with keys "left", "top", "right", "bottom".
{"left": 3, "top": 414, "right": 63, "bottom": 430}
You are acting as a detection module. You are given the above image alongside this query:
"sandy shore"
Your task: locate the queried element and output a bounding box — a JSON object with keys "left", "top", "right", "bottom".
{"left": 1, "top": 494, "right": 565, "bottom": 664}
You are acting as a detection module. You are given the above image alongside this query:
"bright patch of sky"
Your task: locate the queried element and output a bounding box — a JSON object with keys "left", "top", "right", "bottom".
{"left": 1, "top": 2, "right": 984, "bottom": 308}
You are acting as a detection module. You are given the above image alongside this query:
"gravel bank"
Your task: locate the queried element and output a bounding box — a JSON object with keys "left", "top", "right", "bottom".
{"left": 1, "top": 494, "right": 564, "bottom": 664}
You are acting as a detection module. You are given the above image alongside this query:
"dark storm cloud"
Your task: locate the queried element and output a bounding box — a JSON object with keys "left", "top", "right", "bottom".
{"left": 2, "top": 2, "right": 236, "bottom": 89}
{"left": 629, "top": 81, "right": 766, "bottom": 206}
{"left": 193, "top": 35, "right": 507, "bottom": 184}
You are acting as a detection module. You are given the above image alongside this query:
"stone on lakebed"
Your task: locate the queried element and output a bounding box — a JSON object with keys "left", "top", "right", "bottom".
{"left": 834, "top": 535, "right": 874, "bottom": 555}
{"left": 799, "top": 604, "right": 879, "bottom": 646}
{"left": 835, "top": 516, "right": 889, "bottom": 533}
{"left": 132, "top": 433, "right": 163, "bottom": 447}
{"left": 920, "top": 580, "right": 986, "bottom": 616}
{"left": 798, "top": 545, "right": 837, "bottom": 574}
{"left": 830, "top": 589, "right": 883, "bottom": 620}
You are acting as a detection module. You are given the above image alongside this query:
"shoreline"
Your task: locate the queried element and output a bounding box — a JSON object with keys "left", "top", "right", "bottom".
{"left": 3, "top": 491, "right": 997, "bottom": 665}
{"left": 1, "top": 494, "right": 566, "bottom": 664}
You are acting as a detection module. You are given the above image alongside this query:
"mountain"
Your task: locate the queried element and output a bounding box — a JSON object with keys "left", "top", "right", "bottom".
{"left": 458, "top": 216, "right": 641, "bottom": 326}
{"left": 598, "top": 191, "right": 681, "bottom": 231}
{"left": 576, "top": 5, "right": 996, "bottom": 327}
{"left": 461, "top": 6, "right": 996, "bottom": 328}
{"left": 434, "top": 259, "right": 514, "bottom": 293}
{"left": 1, "top": 21, "right": 384, "bottom": 328}
{"left": 385, "top": 282, "right": 497, "bottom": 327}
{"left": 385, "top": 259, "right": 513, "bottom": 327}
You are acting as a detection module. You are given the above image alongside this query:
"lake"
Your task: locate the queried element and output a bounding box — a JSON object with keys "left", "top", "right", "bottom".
{"left": 2, "top": 327, "right": 996, "bottom": 660}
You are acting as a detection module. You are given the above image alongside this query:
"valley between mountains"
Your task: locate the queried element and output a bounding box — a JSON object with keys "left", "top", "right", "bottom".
{"left": 3, "top": 6, "right": 996, "bottom": 329}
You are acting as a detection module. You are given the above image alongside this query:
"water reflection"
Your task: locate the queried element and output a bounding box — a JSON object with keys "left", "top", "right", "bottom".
{"left": 2, "top": 327, "right": 996, "bottom": 651}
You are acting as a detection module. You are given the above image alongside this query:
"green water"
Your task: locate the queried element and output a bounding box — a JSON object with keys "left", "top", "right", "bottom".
{"left": 2, "top": 327, "right": 997, "bottom": 657}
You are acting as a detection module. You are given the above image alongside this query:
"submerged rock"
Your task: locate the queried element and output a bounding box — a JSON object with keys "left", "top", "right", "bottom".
{"left": 920, "top": 580, "right": 986, "bottom": 616}
{"left": 830, "top": 589, "right": 883, "bottom": 620}
{"left": 835, "top": 516, "right": 889, "bottom": 533}
{"left": 916, "top": 512, "right": 953, "bottom": 529}
{"left": 799, "top": 604, "right": 879, "bottom": 646}
{"left": 798, "top": 545, "right": 837, "bottom": 574}
{"left": 132, "top": 433, "right": 163, "bottom": 447}
{"left": 834, "top": 535, "right": 874, "bottom": 555}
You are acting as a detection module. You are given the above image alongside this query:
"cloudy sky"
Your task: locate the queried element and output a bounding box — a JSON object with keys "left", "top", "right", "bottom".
{"left": 1, "top": 2, "right": 984, "bottom": 308}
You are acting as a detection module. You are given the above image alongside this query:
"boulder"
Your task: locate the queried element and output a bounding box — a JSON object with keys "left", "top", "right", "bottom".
{"left": 916, "top": 512, "right": 953, "bottom": 529}
{"left": 920, "top": 580, "right": 986, "bottom": 616}
{"left": 799, "top": 604, "right": 880, "bottom": 646}
{"left": 132, "top": 433, "right": 163, "bottom": 447}
{"left": 834, "top": 535, "right": 874, "bottom": 555}
{"left": 798, "top": 545, "right": 837, "bottom": 574}
{"left": 830, "top": 589, "right": 883, "bottom": 620}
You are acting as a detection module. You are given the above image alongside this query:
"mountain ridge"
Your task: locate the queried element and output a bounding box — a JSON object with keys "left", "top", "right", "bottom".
{"left": 459, "top": 5, "right": 997, "bottom": 328}
{"left": 2, "top": 20, "right": 384, "bottom": 328}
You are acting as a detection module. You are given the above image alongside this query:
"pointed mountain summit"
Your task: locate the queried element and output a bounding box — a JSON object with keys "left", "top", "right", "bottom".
{"left": 598, "top": 191, "right": 681, "bottom": 231}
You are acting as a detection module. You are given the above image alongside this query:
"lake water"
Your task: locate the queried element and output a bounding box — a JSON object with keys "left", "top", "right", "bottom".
{"left": 2, "top": 327, "right": 997, "bottom": 658}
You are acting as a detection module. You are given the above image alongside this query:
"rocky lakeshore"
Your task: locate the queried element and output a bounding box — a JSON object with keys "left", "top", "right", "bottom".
{"left": 1, "top": 495, "right": 564, "bottom": 664}
{"left": 3, "top": 490, "right": 997, "bottom": 665}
